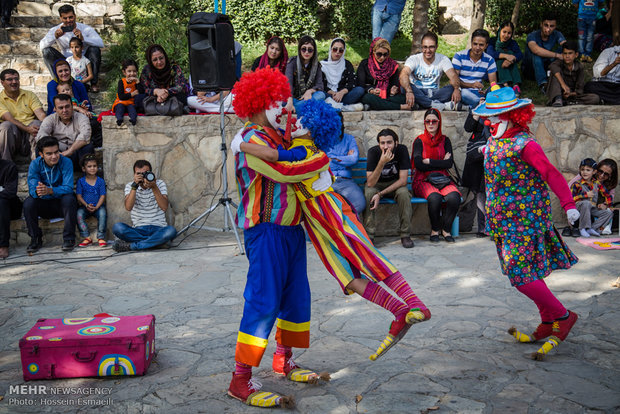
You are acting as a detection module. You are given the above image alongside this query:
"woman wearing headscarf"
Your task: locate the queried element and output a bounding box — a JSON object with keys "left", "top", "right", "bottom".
{"left": 46, "top": 59, "right": 91, "bottom": 115}
{"left": 251, "top": 36, "right": 288, "bottom": 74}
{"left": 321, "top": 38, "right": 365, "bottom": 111}
{"left": 139, "top": 44, "right": 189, "bottom": 108}
{"left": 285, "top": 35, "right": 326, "bottom": 112}
{"left": 486, "top": 21, "right": 523, "bottom": 95}
{"left": 357, "top": 38, "right": 410, "bottom": 110}
{"left": 411, "top": 108, "right": 461, "bottom": 243}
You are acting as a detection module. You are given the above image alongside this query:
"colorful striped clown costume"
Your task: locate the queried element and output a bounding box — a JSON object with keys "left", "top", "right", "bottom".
{"left": 234, "top": 122, "right": 329, "bottom": 367}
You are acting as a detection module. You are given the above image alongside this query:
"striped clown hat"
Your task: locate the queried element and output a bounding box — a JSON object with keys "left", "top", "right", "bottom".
{"left": 472, "top": 85, "right": 531, "bottom": 117}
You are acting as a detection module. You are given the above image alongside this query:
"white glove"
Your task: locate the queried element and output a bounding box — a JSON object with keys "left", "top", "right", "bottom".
{"left": 566, "top": 208, "right": 580, "bottom": 225}
{"left": 311, "top": 170, "right": 332, "bottom": 192}
{"left": 230, "top": 128, "right": 244, "bottom": 155}
{"left": 478, "top": 145, "right": 486, "bottom": 153}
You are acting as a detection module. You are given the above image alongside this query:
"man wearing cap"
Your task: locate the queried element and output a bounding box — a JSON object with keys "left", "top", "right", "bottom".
{"left": 472, "top": 85, "right": 580, "bottom": 361}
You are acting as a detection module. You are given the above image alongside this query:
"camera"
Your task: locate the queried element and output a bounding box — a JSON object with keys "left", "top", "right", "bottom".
{"left": 138, "top": 171, "right": 156, "bottom": 182}
{"left": 61, "top": 24, "right": 75, "bottom": 32}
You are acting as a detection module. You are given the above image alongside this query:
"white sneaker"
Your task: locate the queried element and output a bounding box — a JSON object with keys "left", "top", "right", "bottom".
{"left": 342, "top": 103, "right": 364, "bottom": 112}
{"left": 602, "top": 223, "right": 612, "bottom": 235}
{"left": 325, "top": 97, "right": 343, "bottom": 109}
{"left": 580, "top": 229, "right": 591, "bottom": 238}
{"left": 443, "top": 101, "right": 455, "bottom": 111}
{"left": 587, "top": 228, "right": 600, "bottom": 237}
{"left": 431, "top": 101, "right": 445, "bottom": 111}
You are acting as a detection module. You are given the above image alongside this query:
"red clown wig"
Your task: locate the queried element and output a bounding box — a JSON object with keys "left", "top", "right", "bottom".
{"left": 232, "top": 67, "right": 291, "bottom": 119}
{"left": 499, "top": 104, "right": 536, "bottom": 131}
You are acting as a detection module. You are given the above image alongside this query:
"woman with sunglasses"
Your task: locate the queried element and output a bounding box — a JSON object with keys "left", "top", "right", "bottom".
{"left": 320, "top": 38, "right": 365, "bottom": 111}
{"left": 251, "top": 36, "right": 288, "bottom": 74}
{"left": 411, "top": 108, "right": 461, "bottom": 242}
{"left": 285, "top": 35, "right": 326, "bottom": 112}
{"left": 357, "top": 38, "right": 411, "bottom": 110}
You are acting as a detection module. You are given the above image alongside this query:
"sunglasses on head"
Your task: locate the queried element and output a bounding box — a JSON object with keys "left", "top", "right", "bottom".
{"left": 301, "top": 47, "right": 314, "bottom": 53}
{"left": 332, "top": 47, "right": 344, "bottom": 53}
{"left": 374, "top": 52, "right": 388, "bottom": 58}
{"left": 425, "top": 119, "right": 439, "bottom": 125}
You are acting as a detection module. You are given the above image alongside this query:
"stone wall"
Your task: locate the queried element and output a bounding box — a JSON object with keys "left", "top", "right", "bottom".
{"left": 103, "top": 106, "right": 620, "bottom": 236}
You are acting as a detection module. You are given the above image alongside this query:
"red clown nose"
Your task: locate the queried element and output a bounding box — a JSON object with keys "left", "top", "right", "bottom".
{"left": 484, "top": 119, "right": 492, "bottom": 126}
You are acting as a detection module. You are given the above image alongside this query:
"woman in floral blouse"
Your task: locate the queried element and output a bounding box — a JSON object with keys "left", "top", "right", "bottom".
{"left": 138, "top": 44, "right": 189, "bottom": 108}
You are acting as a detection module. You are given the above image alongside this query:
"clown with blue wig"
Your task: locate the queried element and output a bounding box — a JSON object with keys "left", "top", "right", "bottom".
{"left": 473, "top": 85, "right": 580, "bottom": 360}
{"left": 233, "top": 99, "right": 431, "bottom": 361}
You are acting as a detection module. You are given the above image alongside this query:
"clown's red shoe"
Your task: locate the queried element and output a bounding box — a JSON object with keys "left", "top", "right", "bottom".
{"left": 552, "top": 310, "right": 578, "bottom": 341}
{"left": 272, "top": 352, "right": 330, "bottom": 384}
{"left": 228, "top": 372, "right": 293, "bottom": 408}
{"left": 369, "top": 311, "right": 412, "bottom": 361}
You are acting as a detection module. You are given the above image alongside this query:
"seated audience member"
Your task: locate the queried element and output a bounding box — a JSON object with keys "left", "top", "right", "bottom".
{"left": 0, "top": 69, "right": 46, "bottom": 161}
{"left": 570, "top": 157, "right": 613, "bottom": 237}
{"left": 66, "top": 37, "right": 93, "bottom": 87}
{"left": 39, "top": 4, "right": 104, "bottom": 92}
{"left": 400, "top": 31, "right": 462, "bottom": 111}
{"left": 596, "top": 158, "right": 618, "bottom": 234}
{"left": 358, "top": 38, "right": 411, "bottom": 111}
{"left": 594, "top": 0, "right": 614, "bottom": 52}
{"left": 285, "top": 35, "right": 326, "bottom": 112}
{"left": 76, "top": 153, "right": 107, "bottom": 248}
{"left": 452, "top": 29, "right": 498, "bottom": 109}
{"left": 364, "top": 128, "right": 414, "bottom": 248}
{"left": 583, "top": 39, "right": 620, "bottom": 105}
{"left": 522, "top": 13, "right": 566, "bottom": 93}
{"left": 546, "top": 41, "right": 600, "bottom": 106}
{"left": 23, "top": 136, "right": 77, "bottom": 253}
{"left": 112, "top": 160, "right": 177, "bottom": 252}
{"left": 139, "top": 44, "right": 190, "bottom": 108}
{"left": 36, "top": 94, "right": 93, "bottom": 170}
{"left": 321, "top": 38, "right": 365, "bottom": 111}
{"left": 251, "top": 36, "right": 288, "bottom": 74}
{"left": 112, "top": 59, "right": 144, "bottom": 126}
{"left": 411, "top": 108, "right": 461, "bottom": 243}
{"left": 187, "top": 76, "right": 233, "bottom": 114}
{"left": 0, "top": 158, "right": 21, "bottom": 258}
{"left": 462, "top": 109, "right": 490, "bottom": 237}
{"left": 573, "top": 0, "right": 605, "bottom": 62}
{"left": 56, "top": 82, "right": 95, "bottom": 117}
{"left": 487, "top": 21, "right": 523, "bottom": 95}
{"left": 328, "top": 115, "right": 366, "bottom": 214}
{"left": 46, "top": 59, "right": 91, "bottom": 115}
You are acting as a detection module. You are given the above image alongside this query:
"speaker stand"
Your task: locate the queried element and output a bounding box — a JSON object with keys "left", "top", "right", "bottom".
{"left": 177, "top": 92, "right": 245, "bottom": 254}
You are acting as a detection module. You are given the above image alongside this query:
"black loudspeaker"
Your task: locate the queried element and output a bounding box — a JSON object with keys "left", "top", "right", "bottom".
{"left": 188, "top": 12, "right": 236, "bottom": 91}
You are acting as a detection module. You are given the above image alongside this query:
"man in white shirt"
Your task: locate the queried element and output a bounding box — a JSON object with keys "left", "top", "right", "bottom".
{"left": 112, "top": 160, "right": 177, "bottom": 252}
{"left": 584, "top": 41, "right": 620, "bottom": 105}
{"left": 39, "top": 4, "right": 104, "bottom": 92}
{"left": 399, "top": 32, "right": 462, "bottom": 111}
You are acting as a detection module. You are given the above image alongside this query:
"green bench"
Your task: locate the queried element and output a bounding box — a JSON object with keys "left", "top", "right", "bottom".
{"left": 350, "top": 158, "right": 459, "bottom": 237}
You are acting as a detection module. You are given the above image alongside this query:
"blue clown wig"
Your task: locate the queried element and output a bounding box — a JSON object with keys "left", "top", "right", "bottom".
{"left": 296, "top": 100, "right": 342, "bottom": 151}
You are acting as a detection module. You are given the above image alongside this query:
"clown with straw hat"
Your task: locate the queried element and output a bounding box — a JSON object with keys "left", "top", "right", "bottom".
{"left": 473, "top": 85, "right": 581, "bottom": 360}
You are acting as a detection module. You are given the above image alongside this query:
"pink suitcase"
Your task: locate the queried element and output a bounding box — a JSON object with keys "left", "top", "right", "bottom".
{"left": 19, "top": 314, "right": 155, "bottom": 381}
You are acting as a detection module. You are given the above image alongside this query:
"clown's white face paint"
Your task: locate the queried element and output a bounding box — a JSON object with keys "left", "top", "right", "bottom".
{"left": 484, "top": 116, "right": 508, "bottom": 139}
{"left": 265, "top": 102, "right": 309, "bottom": 137}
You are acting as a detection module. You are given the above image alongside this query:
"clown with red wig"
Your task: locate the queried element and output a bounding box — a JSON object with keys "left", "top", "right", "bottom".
{"left": 233, "top": 99, "right": 431, "bottom": 362}
{"left": 227, "top": 68, "right": 331, "bottom": 408}
{"left": 473, "top": 85, "right": 580, "bottom": 360}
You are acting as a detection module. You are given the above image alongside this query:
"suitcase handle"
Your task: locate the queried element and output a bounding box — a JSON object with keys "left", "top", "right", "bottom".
{"left": 72, "top": 351, "right": 97, "bottom": 362}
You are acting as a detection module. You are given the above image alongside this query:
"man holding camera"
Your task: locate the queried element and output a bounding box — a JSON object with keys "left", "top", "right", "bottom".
{"left": 39, "top": 4, "right": 104, "bottom": 92}
{"left": 112, "top": 160, "right": 177, "bottom": 252}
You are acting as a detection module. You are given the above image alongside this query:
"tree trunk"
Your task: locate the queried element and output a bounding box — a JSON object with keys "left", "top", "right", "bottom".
{"left": 511, "top": 0, "right": 522, "bottom": 28}
{"left": 613, "top": 0, "right": 620, "bottom": 45}
{"left": 411, "top": 0, "right": 430, "bottom": 55}
{"left": 468, "top": 0, "right": 487, "bottom": 38}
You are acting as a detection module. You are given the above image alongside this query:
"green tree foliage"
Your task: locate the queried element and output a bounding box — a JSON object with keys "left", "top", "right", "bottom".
{"left": 486, "top": 0, "right": 577, "bottom": 36}
{"left": 400, "top": 0, "right": 440, "bottom": 37}
{"left": 326, "top": 0, "right": 374, "bottom": 40}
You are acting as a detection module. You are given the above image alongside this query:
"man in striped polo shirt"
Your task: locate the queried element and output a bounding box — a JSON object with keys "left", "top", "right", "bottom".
{"left": 452, "top": 29, "right": 498, "bottom": 109}
{"left": 112, "top": 159, "right": 177, "bottom": 252}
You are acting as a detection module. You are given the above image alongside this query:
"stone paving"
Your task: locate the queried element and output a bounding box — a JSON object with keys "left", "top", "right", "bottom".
{"left": 0, "top": 231, "right": 618, "bottom": 414}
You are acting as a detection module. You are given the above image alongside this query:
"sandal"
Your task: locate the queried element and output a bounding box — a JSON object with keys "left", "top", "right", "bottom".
{"left": 98, "top": 239, "right": 108, "bottom": 247}
{"left": 78, "top": 237, "right": 92, "bottom": 247}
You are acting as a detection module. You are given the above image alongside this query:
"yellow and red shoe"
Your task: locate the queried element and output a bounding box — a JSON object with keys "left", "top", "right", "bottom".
{"left": 531, "top": 311, "right": 579, "bottom": 360}
{"left": 227, "top": 372, "right": 294, "bottom": 408}
{"left": 272, "top": 352, "right": 330, "bottom": 384}
{"left": 508, "top": 321, "right": 553, "bottom": 343}
{"left": 98, "top": 238, "right": 108, "bottom": 247}
{"left": 78, "top": 237, "right": 92, "bottom": 247}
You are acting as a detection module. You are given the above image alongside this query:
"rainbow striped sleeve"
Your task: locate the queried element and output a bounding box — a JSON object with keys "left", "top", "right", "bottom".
{"left": 247, "top": 151, "right": 329, "bottom": 184}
